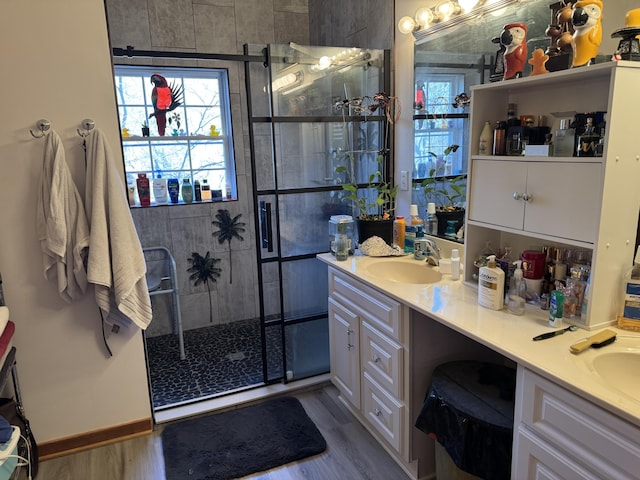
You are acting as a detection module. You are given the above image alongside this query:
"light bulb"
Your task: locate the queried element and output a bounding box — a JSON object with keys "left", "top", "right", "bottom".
{"left": 318, "top": 56, "right": 331, "bottom": 70}
{"left": 398, "top": 16, "right": 416, "bottom": 34}
{"left": 436, "top": 1, "right": 459, "bottom": 21}
{"left": 458, "top": 0, "right": 480, "bottom": 12}
{"left": 415, "top": 8, "right": 435, "bottom": 28}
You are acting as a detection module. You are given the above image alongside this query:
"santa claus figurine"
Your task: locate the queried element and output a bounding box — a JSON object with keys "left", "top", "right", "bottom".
{"left": 500, "top": 23, "right": 528, "bottom": 80}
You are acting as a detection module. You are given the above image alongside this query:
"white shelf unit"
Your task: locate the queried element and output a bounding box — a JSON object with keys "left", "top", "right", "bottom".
{"left": 463, "top": 61, "right": 640, "bottom": 330}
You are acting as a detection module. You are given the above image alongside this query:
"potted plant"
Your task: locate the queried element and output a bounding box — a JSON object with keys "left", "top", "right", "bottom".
{"left": 141, "top": 121, "right": 150, "bottom": 137}
{"left": 336, "top": 153, "right": 397, "bottom": 245}
{"left": 420, "top": 144, "right": 467, "bottom": 238}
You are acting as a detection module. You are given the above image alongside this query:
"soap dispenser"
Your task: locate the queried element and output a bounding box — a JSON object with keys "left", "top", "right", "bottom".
{"left": 507, "top": 260, "right": 526, "bottom": 315}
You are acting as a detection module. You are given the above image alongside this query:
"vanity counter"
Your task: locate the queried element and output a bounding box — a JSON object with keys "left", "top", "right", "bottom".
{"left": 318, "top": 252, "right": 640, "bottom": 427}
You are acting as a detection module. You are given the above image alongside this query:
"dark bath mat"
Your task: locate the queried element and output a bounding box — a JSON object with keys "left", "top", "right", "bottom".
{"left": 161, "top": 396, "right": 326, "bottom": 480}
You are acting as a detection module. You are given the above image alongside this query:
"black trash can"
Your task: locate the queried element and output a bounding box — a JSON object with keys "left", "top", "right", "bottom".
{"left": 415, "top": 361, "right": 516, "bottom": 480}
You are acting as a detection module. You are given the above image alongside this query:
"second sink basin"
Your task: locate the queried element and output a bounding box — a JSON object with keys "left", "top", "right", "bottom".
{"left": 366, "top": 260, "right": 442, "bottom": 284}
{"left": 590, "top": 351, "right": 640, "bottom": 399}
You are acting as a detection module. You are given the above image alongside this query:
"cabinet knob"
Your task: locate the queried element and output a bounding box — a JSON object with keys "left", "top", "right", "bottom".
{"left": 513, "top": 192, "right": 522, "bottom": 200}
{"left": 374, "top": 356, "right": 381, "bottom": 363}
{"left": 347, "top": 328, "right": 354, "bottom": 335}
{"left": 347, "top": 343, "right": 354, "bottom": 351}
{"left": 522, "top": 193, "right": 532, "bottom": 202}
{"left": 374, "top": 408, "right": 382, "bottom": 417}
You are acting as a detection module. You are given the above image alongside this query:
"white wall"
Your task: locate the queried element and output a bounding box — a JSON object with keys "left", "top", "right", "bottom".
{"left": 0, "top": 1, "right": 151, "bottom": 443}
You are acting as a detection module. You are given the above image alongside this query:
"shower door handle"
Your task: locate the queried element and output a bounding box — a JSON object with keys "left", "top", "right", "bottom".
{"left": 260, "top": 201, "right": 274, "bottom": 252}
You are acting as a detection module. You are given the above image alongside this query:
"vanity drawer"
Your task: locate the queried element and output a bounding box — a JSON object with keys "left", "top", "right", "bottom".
{"left": 329, "top": 269, "right": 403, "bottom": 341}
{"left": 363, "top": 372, "right": 405, "bottom": 453}
{"left": 517, "top": 367, "right": 640, "bottom": 480}
{"left": 361, "top": 321, "right": 403, "bottom": 400}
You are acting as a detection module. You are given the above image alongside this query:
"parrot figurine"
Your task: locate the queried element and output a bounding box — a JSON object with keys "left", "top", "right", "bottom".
{"left": 149, "top": 74, "right": 184, "bottom": 136}
{"left": 500, "top": 23, "right": 528, "bottom": 80}
{"left": 571, "top": 0, "right": 603, "bottom": 67}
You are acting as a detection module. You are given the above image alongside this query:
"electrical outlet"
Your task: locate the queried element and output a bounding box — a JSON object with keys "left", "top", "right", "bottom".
{"left": 399, "top": 170, "right": 409, "bottom": 190}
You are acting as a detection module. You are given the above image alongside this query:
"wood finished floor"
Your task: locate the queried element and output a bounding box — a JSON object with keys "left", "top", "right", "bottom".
{"left": 30, "top": 384, "right": 412, "bottom": 480}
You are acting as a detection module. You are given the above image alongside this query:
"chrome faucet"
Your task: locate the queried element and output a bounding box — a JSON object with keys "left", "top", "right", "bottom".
{"left": 423, "top": 239, "right": 441, "bottom": 266}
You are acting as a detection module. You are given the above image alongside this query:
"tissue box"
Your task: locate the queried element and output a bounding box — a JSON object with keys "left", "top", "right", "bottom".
{"left": 525, "top": 145, "right": 552, "bottom": 156}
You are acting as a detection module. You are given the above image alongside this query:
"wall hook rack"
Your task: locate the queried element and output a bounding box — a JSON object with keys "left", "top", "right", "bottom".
{"left": 29, "top": 119, "right": 51, "bottom": 139}
{"left": 77, "top": 119, "right": 95, "bottom": 138}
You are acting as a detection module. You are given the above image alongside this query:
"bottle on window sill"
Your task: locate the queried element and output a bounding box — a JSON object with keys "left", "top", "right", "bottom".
{"left": 201, "top": 179, "right": 212, "bottom": 201}
{"left": 137, "top": 173, "right": 151, "bottom": 207}
{"left": 167, "top": 178, "right": 180, "bottom": 204}
{"left": 194, "top": 180, "right": 202, "bottom": 202}
{"left": 181, "top": 178, "right": 193, "bottom": 203}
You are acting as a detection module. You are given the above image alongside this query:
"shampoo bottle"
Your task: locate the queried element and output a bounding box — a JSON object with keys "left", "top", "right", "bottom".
{"left": 478, "top": 255, "right": 505, "bottom": 310}
{"left": 153, "top": 174, "right": 168, "bottom": 204}
{"left": 507, "top": 260, "right": 526, "bottom": 315}
{"left": 136, "top": 173, "right": 151, "bottom": 207}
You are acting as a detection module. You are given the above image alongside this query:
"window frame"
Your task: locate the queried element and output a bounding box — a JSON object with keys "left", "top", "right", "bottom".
{"left": 113, "top": 64, "right": 237, "bottom": 205}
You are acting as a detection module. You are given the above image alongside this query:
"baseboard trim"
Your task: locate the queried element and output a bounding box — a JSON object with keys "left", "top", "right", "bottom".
{"left": 38, "top": 417, "right": 153, "bottom": 460}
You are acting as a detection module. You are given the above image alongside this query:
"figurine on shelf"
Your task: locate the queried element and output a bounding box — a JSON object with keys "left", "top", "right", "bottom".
{"left": 571, "top": 0, "right": 603, "bottom": 67}
{"left": 611, "top": 8, "right": 640, "bottom": 61}
{"left": 122, "top": 128, "right": 131, "bottom": 138}
{"left": 500, "top": 23, "right": 528, "bottom": 80}
{"left": 528, "top": 48, "right": 550, "bottom": 76}
{"left": 209, "top": 125, "right": 220, "bottom": 137}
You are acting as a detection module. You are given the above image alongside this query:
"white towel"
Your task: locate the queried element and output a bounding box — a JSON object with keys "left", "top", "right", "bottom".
{"left": 36, "top": 130, "right": 90, "bottom": 302}
{"left": 84, "top": 129, "right": 152, "bottom": 330}
{"left": 0, "top": 306, "right": 8, "bottom": 337}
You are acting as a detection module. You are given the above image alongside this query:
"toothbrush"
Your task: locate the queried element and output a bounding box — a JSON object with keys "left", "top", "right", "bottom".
{"left": 532, "top": 325, "right": 578, "bottom": 341}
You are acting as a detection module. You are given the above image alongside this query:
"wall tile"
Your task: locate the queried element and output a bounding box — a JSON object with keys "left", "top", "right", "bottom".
{"left": 194, "top": 4, "right": 238, "bottom": 54}
{"left": 275, "top": 0, "right": 309, "bottom": 14}
{"left": 233, "top": 0, "right": 275, "bottom": 49}
{"left": 148, "top": 0, "right": 196, "bottom": 49}
{"left": 274, "top": 12, "right": 310, "bottom": 45}
{"left": 105, "top": 0, "right": 152, "bottom": 50}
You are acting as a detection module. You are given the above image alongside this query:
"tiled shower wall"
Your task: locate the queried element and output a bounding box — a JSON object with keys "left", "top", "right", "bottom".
{"left": 104, "top": 0, "right": 392, "bottom": 337}
{"left": 104, "top": 0, "right": 310, "bottom": 336}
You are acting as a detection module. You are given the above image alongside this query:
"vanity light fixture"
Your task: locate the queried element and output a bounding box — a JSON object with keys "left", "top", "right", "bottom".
{"left": 398, "top": 0, "right": 520, "bottom": 41}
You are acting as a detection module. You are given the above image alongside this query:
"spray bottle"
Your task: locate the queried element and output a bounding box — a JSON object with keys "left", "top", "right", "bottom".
{"left": 507, "top": 260, "right": 526, "bottom": 315}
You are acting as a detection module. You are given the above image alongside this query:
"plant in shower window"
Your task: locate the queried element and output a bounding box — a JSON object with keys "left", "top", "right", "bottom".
{"left": 212, "top": 209, "right": 245, "bottom": 284}
{"left": 187, "top": 251, "right": 221, "bottom": 323}
{"left": 168, "top": 112, "right": 181, "bottom": 136}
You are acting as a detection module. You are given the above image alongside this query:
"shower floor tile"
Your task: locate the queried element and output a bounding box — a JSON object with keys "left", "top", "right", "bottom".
{"left": 145, "top": 318, "right": 271, "bottom": 409}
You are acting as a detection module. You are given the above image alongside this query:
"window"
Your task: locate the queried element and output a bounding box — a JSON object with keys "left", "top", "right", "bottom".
{"left": 113, "top": 65, "right": 236, "bottom": 205}
{"left": 414, "top": 73, "right": 466, "bottom": 176}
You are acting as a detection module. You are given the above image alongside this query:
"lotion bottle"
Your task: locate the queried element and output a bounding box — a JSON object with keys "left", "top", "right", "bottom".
{"left": 153, "top": 173, "right": 168, "bottom": 204}
{"left": 478, "top": 255, "right": 505, "bottom": 310}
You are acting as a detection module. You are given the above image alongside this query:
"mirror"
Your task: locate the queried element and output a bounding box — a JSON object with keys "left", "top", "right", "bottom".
{"left": 411, "top": 0, "right": 554, "bottom": 242}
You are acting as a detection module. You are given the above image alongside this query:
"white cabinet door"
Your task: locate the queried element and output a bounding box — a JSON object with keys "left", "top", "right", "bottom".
{"left": 524, "top": 162, "right": 602, "bottom": 242}
{"left": 469, "top": 160, "right": 602, "bottom": 243}
{"left": 468, "top": 160, "right": 527, "bottom": 230}
{"left": 329, "top": 296, "right": 360, "bottom": 408}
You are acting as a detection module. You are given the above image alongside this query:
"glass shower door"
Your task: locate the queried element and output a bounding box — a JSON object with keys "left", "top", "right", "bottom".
{"left": 245, "top": 43, "right": 389, "bottom": 384}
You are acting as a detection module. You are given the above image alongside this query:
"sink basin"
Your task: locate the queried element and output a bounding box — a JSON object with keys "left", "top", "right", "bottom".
{"left": 590, "top": 351, "right": 640, "bottom": 398}
{"left": 366, "top": 261, "right": 442, "bottom": 284}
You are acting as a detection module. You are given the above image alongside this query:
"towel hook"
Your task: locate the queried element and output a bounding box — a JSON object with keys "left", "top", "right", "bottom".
{"left": 30, "top": 119, "right": 51, "bottom": 139}
{"left": 77, "top": 118, "right": 95, "bottom": 138}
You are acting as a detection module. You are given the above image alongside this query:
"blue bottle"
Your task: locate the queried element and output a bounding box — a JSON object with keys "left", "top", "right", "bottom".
{"left": 167, "top": 178, "right": 179, "bottom": 203}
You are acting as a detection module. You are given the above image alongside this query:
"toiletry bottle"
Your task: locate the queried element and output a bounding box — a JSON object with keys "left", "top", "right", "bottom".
{"left": 194, "top": 179, "right": 202, "bottom": 202}
{"left": 549, "top": 286, "right": 564, "bottom": 327}
{"left": 478, "top": 255, "right": 505, "bottom": 310}
{"left": 506, "top": 103, "right": 519, "bottom": 128}
{"left": 493, "top": 121, "right": 507, "bottom": 155}
{"left": 621, "top": 246, "right": 640, "bottom": 322}
{"left": 425, "top": 202, "right": 438, "bottom": 236}
{"left": 136, "top": 173, "right": 151, "bottom": 207}
{"left": 507, "top": 260, "right": 526, "bottom": 315}
{"left": 478, "top": 121, "right": 493, "bottom": 155}
{"left": 553, "top": 118, "right": 576, "bottom": 157}
{"left": 404, "top": 204, "right": 422, "bottom": 253}
{"left": 201, "top": 179, "right": 212, "bottom": 201}
{"left": 153, "top": 173, "right": 168, "bottom": 204}
{"left": 181, "top": 178, "right": 193, "bottom": 203}
{"left": 393, "top": 216, "right": 406, "bottom": 249}
{"left": 167, "top": 178, "right": 180, "bottom": 204}
{"left": 451, "top": 249, "right": 460, "bottom": 281}
{"left": 576, "top": 116, "right": 599, "bottom": 157}
{"left": 127, "top": 182, "right": 136, "bottom": 206}
{"left": 225, "top": 182, "right": 233, "bottom": 200}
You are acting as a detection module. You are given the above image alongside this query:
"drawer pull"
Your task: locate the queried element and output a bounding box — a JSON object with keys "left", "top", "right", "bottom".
{"left": 373, "top": 356, "right": 381, "bottom": 363}
{"left": 522, "top": 193, "right": 532, "bottom": 202}
{"left": 347, "top": 343, "right": 354, "bottom": 351}
{"left": 374, "top": 408, "right": 382, "bottom": 417}
{"left": 513, "top": 192, "right": 522, "bottom": 200}
{"left": 347, "top": 328, "right": 354, "bottom": 335}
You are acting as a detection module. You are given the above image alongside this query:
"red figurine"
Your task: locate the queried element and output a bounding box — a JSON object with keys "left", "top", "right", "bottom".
{"left": 500, "top": 23, "right": 528, "bottom": 80}
{"left": 149, "top": 74, "right": 184, "bottom": 136}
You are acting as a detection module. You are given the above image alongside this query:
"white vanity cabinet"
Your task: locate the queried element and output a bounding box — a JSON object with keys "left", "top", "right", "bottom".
{"left": 468, "top": 159, "right": 602, "bottom": 243}
{"left": 465, "top": 61, "right": 640, "bottom": 329}
{"left": 512, "top": 366, "right": 640, "bottom": 479}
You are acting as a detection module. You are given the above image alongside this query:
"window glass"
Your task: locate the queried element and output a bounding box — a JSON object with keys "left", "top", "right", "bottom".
{"left": 114, "top": 65, "right": 237, "bottom": 205}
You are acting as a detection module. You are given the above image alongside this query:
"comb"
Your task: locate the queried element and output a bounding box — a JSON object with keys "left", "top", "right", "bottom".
{"left": 570, "top": 329, "right": 617, "bottom": 354}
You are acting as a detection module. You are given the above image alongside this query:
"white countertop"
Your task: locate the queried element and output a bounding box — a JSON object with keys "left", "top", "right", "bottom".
{"left": 318, "top": 252, "right": 640, "bottom": 427}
